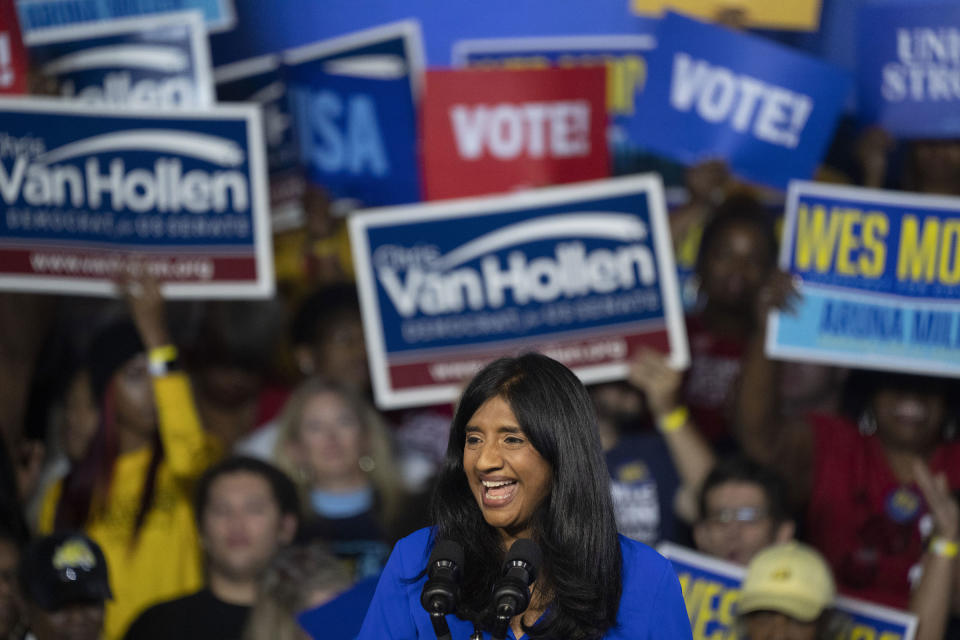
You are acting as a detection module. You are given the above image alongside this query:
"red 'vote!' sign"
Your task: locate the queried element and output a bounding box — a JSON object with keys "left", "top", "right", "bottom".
{"left": 421, "top": 67, "right": 609, "bottom": 200}
{"left": 0, "top": 0, "right": 28, "bottom": 95}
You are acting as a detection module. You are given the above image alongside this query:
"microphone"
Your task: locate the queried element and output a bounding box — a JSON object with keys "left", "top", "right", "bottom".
{"left": 491, "top": 539, "right": 542, "bottom": 640}
{"left": 420, "top": 539, "right": 464, "bottom": 640}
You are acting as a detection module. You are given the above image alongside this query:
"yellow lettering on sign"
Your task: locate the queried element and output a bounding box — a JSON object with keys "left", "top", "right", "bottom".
{"left": 795, "top": 204, "right": 843, "bottom": 273}
{"left": 860, "top": 212, "right": 889, "bottom": 277}
{"left": 897, "top": 215, "right": 940, "bottom": 282}
{"left": 938, "top": 219, "right": 960, "bottom": 285}
{"left": 608, "top": 55, "right": 646, "bottom": 115}
{"left": 850, "top": 625, "right": 876, "bottom": 640}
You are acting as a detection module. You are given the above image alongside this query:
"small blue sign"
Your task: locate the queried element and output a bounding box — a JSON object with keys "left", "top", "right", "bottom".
{"left": 634, "top": 12, "right": 851, "bottom": 190}
{"left": 768, "top": 181, "right": 960, "bottom": 378}
{"left": 26, "top": 11, "right": 214, "bottom": 109}
{"left": 857, "top": 3, "right": 960, "bottom": 139}
{"left": 16, "top": 0, "right": 236, "bottom": 34}
{"left": 216, "top": 54, "right": 304, "bottom": 229}
{"left": 659, "top": 542, "right": 918, "bottom": 640}
{"left": 282, "top": 21, "right": 424, "bottom": 208}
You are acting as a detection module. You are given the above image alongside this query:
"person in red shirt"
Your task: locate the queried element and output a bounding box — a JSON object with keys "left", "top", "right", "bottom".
{"left": 737, "top": 273, "right": 960, "bottom": 635}
{"left": 683, "top": 194, "right": 778, "bottom": 450}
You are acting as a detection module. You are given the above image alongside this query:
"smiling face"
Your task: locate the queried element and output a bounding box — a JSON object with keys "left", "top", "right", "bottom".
{"left": 463, "top": 395, "right": 553, "bottom": 546}
{"left": 872, "top": 386, "right": 947, "bottom": 453}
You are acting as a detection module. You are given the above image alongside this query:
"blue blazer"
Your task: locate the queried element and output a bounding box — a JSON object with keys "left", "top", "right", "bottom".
{"left": 356, "top": 527, "right": 693, "bottom": 639}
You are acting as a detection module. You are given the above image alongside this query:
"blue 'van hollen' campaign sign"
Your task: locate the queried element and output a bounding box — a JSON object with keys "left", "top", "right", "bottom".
{"left": 349, "top": 175, "right": 689, "bottom": 409}
{"left": 0, "top": 98, "right": 273, "bottom": 298}
{"left": 16, "top": 0, "right": 236, "bottom": 33}
{"left": 26, "top": 11, "right": 214, "bottom": 109}
{"left": 282, "top": 20, "right": 424, "bottom": 209}
{"left": 633, "top": 12, "right": 850, "bottom": 190}
{"left": 215, "top": 53, "right": 303, "bottom": 230}
{"left": 857, "top": 3, "right": 960, "bottom": 138}
{"left": 768, "top": 181, "right": 960, "bottom": 378}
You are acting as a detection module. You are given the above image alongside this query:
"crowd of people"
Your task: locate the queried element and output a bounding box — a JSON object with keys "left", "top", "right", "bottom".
{"left": 1, "top": 14, "right": 960, "bottom": 640}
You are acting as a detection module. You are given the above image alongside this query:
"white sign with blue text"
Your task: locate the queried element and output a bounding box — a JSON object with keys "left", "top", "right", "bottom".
{"left": 768, "top": 181, "right": 960, "bottom": 377}
{"left": 26, "top": 11, "right": 214, "bottom": 109}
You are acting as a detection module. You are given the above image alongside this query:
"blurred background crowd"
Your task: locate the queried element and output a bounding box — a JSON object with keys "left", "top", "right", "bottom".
{"left": 1, "top": 0, "right": 959, "bottom": 639}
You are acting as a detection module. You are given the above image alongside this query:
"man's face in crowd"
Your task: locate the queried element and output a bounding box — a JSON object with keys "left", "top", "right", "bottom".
{"left": 693, "top": 481, "right": 794, "bottom": 565}
{"left": 742, "top": 611, "right": 818, "bottom": 640}
{"left": 24, "top": 601, "right": 104, "bottom": 640}
{"left": 201, "top": 471, "right": 296, "bottom": 581}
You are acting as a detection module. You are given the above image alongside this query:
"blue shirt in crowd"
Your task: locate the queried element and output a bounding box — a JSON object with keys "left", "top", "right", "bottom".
{"left": 355, "top": 527, "right": 693, "bottom": 640}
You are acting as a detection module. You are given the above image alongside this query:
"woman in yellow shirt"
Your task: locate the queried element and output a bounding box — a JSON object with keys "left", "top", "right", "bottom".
{"left": 39, "top": 280, "right": 221, "bottom": 640}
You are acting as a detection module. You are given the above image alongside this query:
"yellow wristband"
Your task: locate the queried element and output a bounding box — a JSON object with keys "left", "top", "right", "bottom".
{"left": 147, "top": 345, "right": 179, "bottom": 376}
{"left": 658, "top": 406, "right": 689, "bottom": 433}
{"left": 148, "top": 345, "right": 178, "bottom": 364}
{"left": 929, "top": 537, "right": 959, "bottom": 558}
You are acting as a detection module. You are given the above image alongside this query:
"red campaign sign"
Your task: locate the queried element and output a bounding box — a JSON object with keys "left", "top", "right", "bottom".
{"left": 421, "top": 67, "right": 609, "bottom": 200}
{"left": 0, "top": 0, "right": 28, "bottom": 95}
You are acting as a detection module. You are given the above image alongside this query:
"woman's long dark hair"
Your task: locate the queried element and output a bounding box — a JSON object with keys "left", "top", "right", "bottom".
{"left": 54, "top": 336, "right": 164, "bottom": 544}
{"left": 430, "top": 353, "right": 622, "bottom": 640}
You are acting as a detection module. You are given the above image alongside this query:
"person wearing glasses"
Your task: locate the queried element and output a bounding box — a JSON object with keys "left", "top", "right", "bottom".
{"left": 692, "top": 457, "right": 796, "bottom": 566}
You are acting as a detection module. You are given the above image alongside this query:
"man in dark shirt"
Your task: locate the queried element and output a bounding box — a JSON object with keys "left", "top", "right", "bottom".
{"left": 124, "top": 457, "right": 299, "bottom": 640}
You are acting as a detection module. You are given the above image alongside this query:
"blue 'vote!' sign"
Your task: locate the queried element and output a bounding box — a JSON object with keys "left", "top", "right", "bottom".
{"left": 634, "top": 12, "right": 850, "bottom": 190}
{"left": 26, "top": 11, "right": 214, "bottom": 109}
{"left": 857, "top": 3, "right": 960, "bottom": 138}
{"left": 768, "top": 181, "right": 960, "bottom": 378}
{"left": 283, "top": 21, "right": 423, "bottom": 208}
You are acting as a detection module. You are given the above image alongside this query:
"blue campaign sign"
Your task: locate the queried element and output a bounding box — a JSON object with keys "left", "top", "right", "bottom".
{"left": 16, "top": 0, "right": 236, "bottom": 34}
{"left": 451, "top": 34, "right": 656, "bottom": 157}
{"left": 285, "top": 69, "right": 419, "bottom": 209}
{"left": 282, "top": 21, "right": 424, "bottom": 208}
{"left": 349, "top": 175, "right": 689, "bottom": 409}
{"left": 857, "top": 3, "right": 960, "bottom": 138}
{"left": 634, "top": 12, "right": 851, "bottom": 190}
{"left": 0, "top": 98, "right": 273, "bottom": 298}
{"left": 25, "top": 11, "right": 214, "bottom": 109}
{"left": 768, "top": 181, "right": 960, "bottom": 378}
{"left": 658, "top": 543, "right": 917, "bottom": 640}
{"left": 215, "top": 54, "right": 303, "bottom": 230}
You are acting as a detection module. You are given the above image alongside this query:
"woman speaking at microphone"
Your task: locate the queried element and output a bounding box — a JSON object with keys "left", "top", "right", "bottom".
{"left": 357, "top": 353, "right": 691, "bottom": 639}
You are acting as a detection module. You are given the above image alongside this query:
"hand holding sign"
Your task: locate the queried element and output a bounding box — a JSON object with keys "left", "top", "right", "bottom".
{"left": 120, "top": 272, "right": 170, "bottom": 349}
{"left": 628, "top": 347, "right": 682, "bottom": 420}
{"left": 914, "top": 461, "right": 959, "bottom": 542}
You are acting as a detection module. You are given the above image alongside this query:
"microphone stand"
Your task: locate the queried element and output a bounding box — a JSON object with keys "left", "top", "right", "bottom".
{"left": 428, "top": 611, "right": 452, "bottom": 640}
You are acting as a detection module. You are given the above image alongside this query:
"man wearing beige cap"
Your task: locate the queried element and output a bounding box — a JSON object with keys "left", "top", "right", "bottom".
{"left": 737, "top": 542, "right": 836, "bottom": 640}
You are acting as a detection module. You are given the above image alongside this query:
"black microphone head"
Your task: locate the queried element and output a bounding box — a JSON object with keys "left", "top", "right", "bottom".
{"left": 503, "top": 538, "right": 541, "bottom": 582}
{"left": 429, "top": 539, "right": 464, "bottom": 569}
